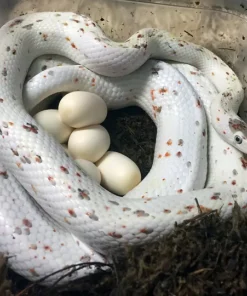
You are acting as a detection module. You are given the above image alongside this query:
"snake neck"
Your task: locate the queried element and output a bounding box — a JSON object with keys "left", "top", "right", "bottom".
{"left": 211, "top": 93, "right": 247, "bottom": 149}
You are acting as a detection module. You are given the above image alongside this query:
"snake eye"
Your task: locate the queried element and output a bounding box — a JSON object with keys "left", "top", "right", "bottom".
{"left": 235, "top": 135, "right": 243, "bottom": 144}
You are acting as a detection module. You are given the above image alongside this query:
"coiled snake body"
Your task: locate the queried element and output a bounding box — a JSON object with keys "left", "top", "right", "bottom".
{"left": 0, "top": 12, "right": 247, "bottom": 285}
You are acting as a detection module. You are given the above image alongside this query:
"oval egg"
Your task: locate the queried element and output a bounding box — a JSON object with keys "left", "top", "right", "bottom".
{"left": 75, "top": 159, "right": 101, "bottom": 183}
{"left": 96, "top": 151, "right": 141, "bottom": 196}
{"left": 68, "top": 124, "right": 110, "bottom": 162}
{"left": 34, "top": 109, "right": 73, "bottom": 143}
{"left": 58, "top": 91, "right": 107, "bottom": 128}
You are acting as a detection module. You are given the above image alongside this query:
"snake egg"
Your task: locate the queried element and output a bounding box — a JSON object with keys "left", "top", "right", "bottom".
{"left": 61, "top": 144, "right": 71, "bottom": 155}
{"left": 68, "top": 124, "right": 110, "bottom": 162}
{"left": 95, "top": 151, "right": 141, "bottom": 196}
{"left": 58, "top": 91, "right": 108, "bottom": 128}
{"left": 34, "top": 109, "right": 73, "bottom": 143}
{"left": 75, "top": 159, "right": 101, "bottom": 183}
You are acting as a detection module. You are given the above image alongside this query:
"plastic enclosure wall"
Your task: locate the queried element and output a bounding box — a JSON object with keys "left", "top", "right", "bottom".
{"left": 0, "top": 0, "right": 247, "bottom": 95}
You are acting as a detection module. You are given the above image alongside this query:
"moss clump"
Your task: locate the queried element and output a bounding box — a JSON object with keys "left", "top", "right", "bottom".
{"left": 102, "top": 106, "right": 156, "bottom": 178}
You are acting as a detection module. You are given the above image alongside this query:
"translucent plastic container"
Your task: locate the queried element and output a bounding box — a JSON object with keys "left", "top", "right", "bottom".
{"left": 0, "top": 0, "right": 247, "bottom": 93}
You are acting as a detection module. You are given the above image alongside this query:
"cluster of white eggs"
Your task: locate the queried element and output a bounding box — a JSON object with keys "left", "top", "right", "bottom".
{"left": 34, "top": 91, "right": 142, "bottom": 195}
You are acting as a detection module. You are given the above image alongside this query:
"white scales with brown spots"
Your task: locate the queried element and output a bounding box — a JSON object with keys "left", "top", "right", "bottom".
{"left": 25, "top": 58, "right": 208, "bottom": 197}
{"left": 0, "top": 12, "right": 246, "bottom": 285}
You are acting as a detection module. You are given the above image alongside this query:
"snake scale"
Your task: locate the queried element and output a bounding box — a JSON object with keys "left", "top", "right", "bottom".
{"left": 0, "top": 12, "right": 247, "bottom": 285}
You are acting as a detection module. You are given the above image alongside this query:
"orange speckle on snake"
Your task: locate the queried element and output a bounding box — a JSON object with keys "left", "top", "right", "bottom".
{"left": 140, "top": 228, "right": 153, "bottom": 234}
{"left": 23, "top": 218, "right": 32, "bottom": 228}
{"left": 211, "top": 195, "right": 220, "bottom": 200}
{"left": 44, "top": 245, "right": 52, "bottom": 252}
{"left": 185, "top": 205, "right": 194, "bottom": 211}
{"left": 159, "top": 87, "right": 168, "bottom": 94}
{"left": 108, "top": 232, "right": 122, "bottom": 239}
{"left": 29, "top": 268, "right": 39, "bottom": 277}
{"left": 163, "top": 209, "right": 171, "bottom": 213}
{"left": 29, "top": 244, "right": 37, "bottom": 250}
{"left": 122, "top": 207, "right": 131, "bottom": 212}
{"left": 241, "top": 157, "right": 247, "bottom": 168}
{"left": 16, "top": 162, "right": 22, "bottom": 169}
{"left": 60, "top": 166, "right": 69, "bottom": 174}
{"left": 31, "top": 184, "right": 37, "bottom": 194}
{"left": 42, "top": 34, "right": 48, "bottom": 41}
{"left": 48, "top": 176, "right": 56, "bottom": 185}
{"left": 68, "top": 209, "right": 77, "bottom": 217}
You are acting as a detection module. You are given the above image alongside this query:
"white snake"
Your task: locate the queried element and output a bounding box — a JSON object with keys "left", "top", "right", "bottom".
{"left": 0, "top": 12, "right": 247, "bottom": 286}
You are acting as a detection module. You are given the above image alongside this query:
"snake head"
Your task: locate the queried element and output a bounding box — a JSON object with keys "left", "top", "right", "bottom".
{"left": 228, "top": 117, "right": 247, "bottom": 152}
